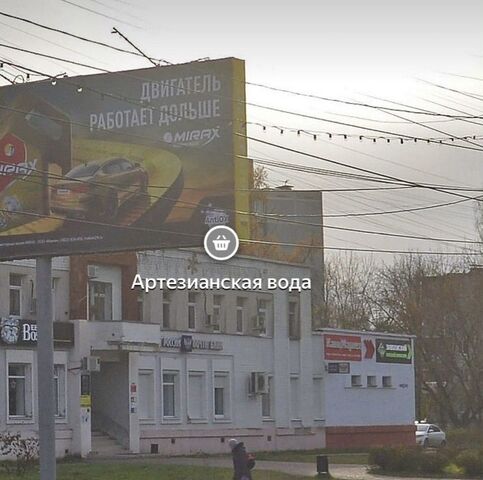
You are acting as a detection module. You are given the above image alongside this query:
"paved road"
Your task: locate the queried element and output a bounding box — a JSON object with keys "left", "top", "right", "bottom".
{"left": 90, "top": 454, "right": 455, "bottom": 480}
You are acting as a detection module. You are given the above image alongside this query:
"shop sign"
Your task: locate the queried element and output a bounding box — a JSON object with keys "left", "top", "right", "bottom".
{"left": 0, "top": 317, "right": 74, "bottom": 346}
{"left": 376, "top": 338, "right": 413, "bottom": 364}
{"left": 327, "top": 362, "right": 350, "bottom": 374}
{"left": 324, "top": 334, "right": 362, "bottom": 361}
{"left": 161, "top": 335, "right": 223, "bottom": 352}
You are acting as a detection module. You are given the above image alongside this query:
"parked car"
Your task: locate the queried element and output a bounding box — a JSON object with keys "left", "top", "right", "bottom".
{"left": 51, "top": 158, "right": 148, "bottom": 220}
{"left": 415, "top": 422, "right": 446, "bottom": 448}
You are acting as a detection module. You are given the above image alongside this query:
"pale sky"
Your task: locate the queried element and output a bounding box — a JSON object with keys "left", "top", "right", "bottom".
{"left": 1, "top": 0, "right": 483, "bottom": 258}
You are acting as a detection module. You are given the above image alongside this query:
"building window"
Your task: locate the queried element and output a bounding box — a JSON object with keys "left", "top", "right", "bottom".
{"left": 188, "top": 372, "right": 205, "bottom": 420}
{"left": 54, "top": 365, "right": 66, "bottom": 418}
{"left": 9, "top": 274, "right": 23, "bottom": 316}
{"left": 212, "top": 295, "right": 223, "bottom": 332}
{"left": 137, "top": 291, "right": 144, "bottom": 322}
{"left": 188, "top": 292, "right": 197, "bottom": 330}
{"left": 236, "top": 297, "right": 245, "bottom": 333}
{"left": 213, "top": 373, "right": 230, "bottom": 419}
{"left": 290, "top": 377, "right": 300, "bottom": 420}
{"left": 351, "top": 375, "right": 362, "bottom": 387}
{"left": 255, "top": 298, "right": 268, "bottom": 334}
{"left": 367, "top": 375, "right": 377, "bottom": 388}
{"left": 162, "top": 371, "right": 179, "bottom": 418}
{"left": 162, "top": 291, "right": 171, "bottom": 329}
{"left": 382, "top": 376, "right": 393, "bottom": 388}
{"left": 288, "top": 297, "right": 300, "bottom": 339}
{"left": 8, "top": 363, "right": 32, "bottom": 418}
{"left": 312, "top": 378, "right": 323, "bottom": 420}
{"left": 88, "top": 281, "right": 112, "bottom": 321}
{"left": 261, "top": 377, "right": 273, "bottom": 419}
{"left": 138, "top": 370, "right": 154, "bottom": 420}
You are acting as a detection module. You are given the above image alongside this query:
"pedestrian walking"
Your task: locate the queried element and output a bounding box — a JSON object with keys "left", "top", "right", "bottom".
{"left": 228, "top": 438, "right": 255, "bottom": 480}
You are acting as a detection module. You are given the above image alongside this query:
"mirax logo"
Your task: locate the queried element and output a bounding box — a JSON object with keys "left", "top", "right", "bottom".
{"left": 163, "top": 127, "right": 220, "bottom": 148}
{"left": 0, "top": 133, "right": 37, "bottom": 193}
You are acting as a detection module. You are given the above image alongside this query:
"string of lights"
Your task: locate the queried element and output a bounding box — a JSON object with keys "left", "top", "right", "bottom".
{"left": 247, "top": 121, "right": 483, "bottom": 144}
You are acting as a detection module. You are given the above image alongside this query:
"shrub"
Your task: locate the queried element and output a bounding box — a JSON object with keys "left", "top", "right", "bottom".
{"left": 0, "top": 432, "right": 39, "bottom": 476}
{"left": 443, "top": 462, "right": 465, "bottom": 476}
{"left": 419, "top": 451, "right": 447, "bottom": 474}
{"left": 369, "top": 446, "right": 422, "bottom": 473}
{"left": 455, "top": 449, "right": 483, "bottom": 476}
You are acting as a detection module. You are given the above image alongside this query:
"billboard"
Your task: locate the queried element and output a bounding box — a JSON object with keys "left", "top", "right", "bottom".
{"left": 0, "top": 58, "right": 249, "bottom": 259}
{"left": 376, "top": 338, "right": 413, "bottom": 364}
{"left": 324, "top": 334, "right": 362, "bottom": 361}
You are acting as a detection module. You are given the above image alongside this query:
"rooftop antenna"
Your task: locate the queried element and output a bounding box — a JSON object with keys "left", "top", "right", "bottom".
{"left": 111, "top": 27, "right": 159, "bottom": 66}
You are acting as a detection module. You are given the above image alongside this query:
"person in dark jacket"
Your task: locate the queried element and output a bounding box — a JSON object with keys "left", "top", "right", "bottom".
{"left": 228, "top": 438, "right": 252, "bottom": 480}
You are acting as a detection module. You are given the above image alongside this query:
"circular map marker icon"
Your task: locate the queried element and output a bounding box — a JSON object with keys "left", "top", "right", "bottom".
{"left": 204, "top": 225, "right": 239, "bottom": 261}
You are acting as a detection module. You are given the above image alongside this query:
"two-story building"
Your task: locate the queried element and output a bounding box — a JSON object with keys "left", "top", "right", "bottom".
{"left": 0, "top": 250, "right": 416, "bottom": 456}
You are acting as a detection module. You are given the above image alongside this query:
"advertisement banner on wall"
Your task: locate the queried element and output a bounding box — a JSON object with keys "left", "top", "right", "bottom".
{"left": 324, "top": 334, "right": 362, "bottom": 361}
{"left": 0, "top": 58, "right": 249, "bottom": 260}
{"left": 376, "top": 338, "right": 413, "bottom": 364}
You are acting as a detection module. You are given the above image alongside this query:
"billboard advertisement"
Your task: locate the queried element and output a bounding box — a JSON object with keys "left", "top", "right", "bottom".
{"left": 324, "top": 334, "right": 362, "bottom": 361}
{"left": 0, "top": 58, "right": 249, "bottom": 259}
{"left": 376, "top": 338, "right": 413, "bottom": 364}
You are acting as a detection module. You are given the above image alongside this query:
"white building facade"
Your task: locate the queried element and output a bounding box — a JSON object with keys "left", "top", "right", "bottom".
{"left": 0, "top": 251, "right": 416, "bottom": 456}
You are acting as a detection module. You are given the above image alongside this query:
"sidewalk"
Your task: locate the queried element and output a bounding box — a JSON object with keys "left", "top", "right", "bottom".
{"left": 88, "top": 454, "right": 455, "bottom": 480}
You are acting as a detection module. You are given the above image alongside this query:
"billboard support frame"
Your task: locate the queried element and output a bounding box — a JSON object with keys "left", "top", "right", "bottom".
{"left": 36, "top": 256, "right": 56, "bottom": 479}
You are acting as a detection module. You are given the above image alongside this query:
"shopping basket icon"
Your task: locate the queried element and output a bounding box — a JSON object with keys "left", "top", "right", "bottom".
{"left": 213, "top": 234, "right": 230, "bottom": 251}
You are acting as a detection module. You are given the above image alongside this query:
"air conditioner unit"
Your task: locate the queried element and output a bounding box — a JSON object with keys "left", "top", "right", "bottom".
{"left": 82, "top": 356, "right": 100, "bottom": 372}
{"left": 252, "top": 316, "right": 266, "bottom": 334}
{"left": 87, "top": 265, "right": 99, "bottom": 279}
{"left": 248, "top": 372, "right": 268, "bottom": 395}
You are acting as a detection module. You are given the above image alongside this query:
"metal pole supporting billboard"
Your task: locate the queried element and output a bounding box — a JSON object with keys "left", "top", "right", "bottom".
{"left": 36, "top": 257, "right": 56, "bottom": 480}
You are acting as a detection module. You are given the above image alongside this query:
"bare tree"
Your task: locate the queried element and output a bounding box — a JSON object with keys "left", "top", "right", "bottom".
{"left": 373, "top": 254, "right": 483, "bottom": 428}
{"left": 322, "top": 252, "right": 377, "bottom": 329}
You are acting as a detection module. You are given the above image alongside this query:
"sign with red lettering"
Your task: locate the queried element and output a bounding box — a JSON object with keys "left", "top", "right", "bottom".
{"left": 324, "top": 334, "right": 362, "bottom": 361}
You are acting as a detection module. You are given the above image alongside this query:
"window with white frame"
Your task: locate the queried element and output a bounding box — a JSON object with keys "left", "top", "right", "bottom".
{"left": 9, "top": 274, "right": 23, "bottom": 316}
{"left": 162, "top": 291, "right": 171, "bottom": 329}
{"left": 188, "top": 292, "right": 197, "bottom": 330}
{"left": 162, "top": 371, "right": 179, "bottom": 418}
{"left": 312, "top": 377, "right": 323, "bottom": 420}
{"left": 367, "top": 375, "right": 377, "bottom": 388}
{"left": 8, "top": 363, "right": 32, "bottom": 419}
{"left": 255, "top": 298, "right": 268, "bottom": 334}
{"left": 261, "top": 376, "right": 273, "bottom": 419}
{"left": 236, "top": 297, "right": 245, "bottom": 333}
{"left": 53, "top": 364, "right": 66, "bottom": 418}
{"left": 138, "top": 370, "right": 154, "bottom": 420}
{"left": 88, "top": 281, "right": 112, "bottom": 321}
{"left": 288, "top": 296, "right": 300, "bottom": 339}
{"left": 290, "top": 376, "right": 300, "bottom": 420}
{"left": 382, "top": 376, "right": 393, "bottom": 388}
{"left": 212, "top": 295, "right": 223, "bottom": 332}
{"left": 188, "top": 372, "right": 205, "bottom": 420}
{"left": 351, "top": 375, "right": 362, "bottom": 387}
{"left": 137, "top": 291, "right": 144, "bottom": 323}
{"left": 213, "top": 372, "right": 230, "bottom": 419}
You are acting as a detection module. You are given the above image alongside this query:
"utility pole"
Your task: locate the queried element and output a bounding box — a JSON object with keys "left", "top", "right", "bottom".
{"left": 36, "top": 257, "right": 56, "bottom": 480}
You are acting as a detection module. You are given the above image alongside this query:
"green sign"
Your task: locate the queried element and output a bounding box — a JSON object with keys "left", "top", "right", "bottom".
{"left": 376, "top": 338, "right": 413, "bottom": 364}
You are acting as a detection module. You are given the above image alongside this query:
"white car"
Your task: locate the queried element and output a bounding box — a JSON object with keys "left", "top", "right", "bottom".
{"left": 415, "top": 422, "right": 446, "bottom": 448}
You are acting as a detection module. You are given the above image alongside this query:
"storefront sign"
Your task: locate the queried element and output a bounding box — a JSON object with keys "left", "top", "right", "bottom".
{"left": 0, "top": 317, "right": 74, "bottom": 346}
{"left": 324, "top": 334, "right": 362, "bottom": 361}
{"left": 327, "top": 362, "right": 350, "bottom": 374}
{"left": 376, "top": 338, "right": 413, "bottom": 364}
{"left": 161, "top": 335, "right": 223, "bottom": 352}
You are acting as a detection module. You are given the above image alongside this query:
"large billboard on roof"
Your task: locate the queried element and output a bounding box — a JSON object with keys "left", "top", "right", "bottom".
{"left": 0, "top": 57, "right": 249, "bottom": 260}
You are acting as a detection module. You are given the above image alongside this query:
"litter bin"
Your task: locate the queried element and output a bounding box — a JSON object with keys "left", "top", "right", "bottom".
{"left": 316, "top": 455, "right": 329, "bottom": 476}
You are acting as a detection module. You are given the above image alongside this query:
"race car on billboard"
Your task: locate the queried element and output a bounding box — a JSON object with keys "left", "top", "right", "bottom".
{"left": 51, "top": 157, "right": 148, "bottom": 220}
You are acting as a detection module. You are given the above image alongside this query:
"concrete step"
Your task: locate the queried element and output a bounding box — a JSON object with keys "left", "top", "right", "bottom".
{"left": 90, "top": 431, "right": 126, "bottom": 456}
